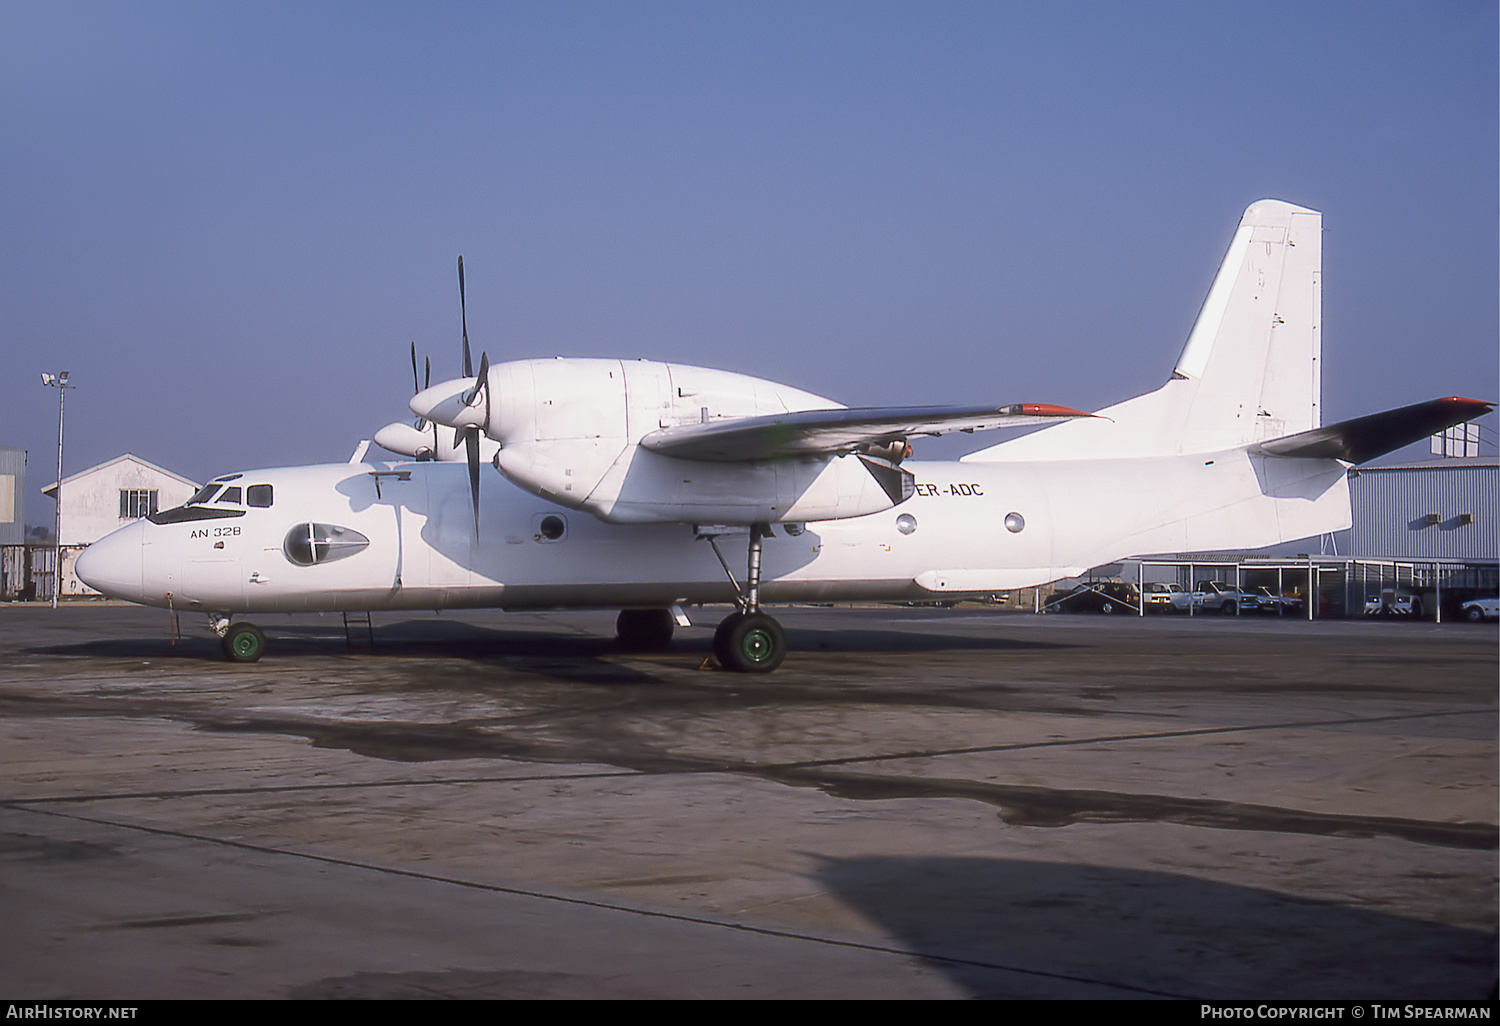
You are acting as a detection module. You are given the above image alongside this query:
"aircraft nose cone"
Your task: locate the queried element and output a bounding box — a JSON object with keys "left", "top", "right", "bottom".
{"left": 75, "top": 520, "right": 144, "bottom": 600}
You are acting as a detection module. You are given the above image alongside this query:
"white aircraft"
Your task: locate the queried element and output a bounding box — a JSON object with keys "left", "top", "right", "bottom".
{"left": 77, "top": 200, "right": 1491, "bottom": 671}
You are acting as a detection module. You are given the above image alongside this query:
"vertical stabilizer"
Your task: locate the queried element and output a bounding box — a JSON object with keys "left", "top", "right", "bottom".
{"left": 963, "top": 200, "right": 1323, "bottom": 462}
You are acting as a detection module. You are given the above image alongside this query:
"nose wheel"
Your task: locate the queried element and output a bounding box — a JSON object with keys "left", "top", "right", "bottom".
{"left": 221, "top": 621, "right": 267, "bottom": 663}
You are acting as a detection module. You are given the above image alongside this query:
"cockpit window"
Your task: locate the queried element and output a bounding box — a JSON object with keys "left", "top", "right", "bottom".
{"left": 148, "top": 505, "right": 244, "bottom": 525}
{"left": 215, "top": 486, "right": 243, "bottom": 505}
{"left": 247, "top": 484, "right": 273, "bottom": 508}
{"left": 187, "top": 484, "right": 220, "bottom": 505}
{"left": 283, "top": 523, "right": 370, "bottom": 566}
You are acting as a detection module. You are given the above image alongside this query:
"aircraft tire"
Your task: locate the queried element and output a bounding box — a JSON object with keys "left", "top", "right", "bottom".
{"left": 616, "top": 608, "right": 675, "bottom": 651}
{"left": 714, "top": 612, "right": 786, "bottom": 674}
{"left": 222, "top": 622, "right": 267, "bottom": 663}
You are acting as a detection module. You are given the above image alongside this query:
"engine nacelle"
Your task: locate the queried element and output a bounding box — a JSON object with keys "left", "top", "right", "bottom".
{"left": 417, "top": 357, "right": 912, "bottom": 525}
{"left": 500, "top": 443, "right": 911, "bottom": 525}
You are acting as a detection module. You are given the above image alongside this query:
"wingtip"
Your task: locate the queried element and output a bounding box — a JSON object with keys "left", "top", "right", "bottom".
{"left": 1016, "top": 403, "right": 1098, "bottom": 419}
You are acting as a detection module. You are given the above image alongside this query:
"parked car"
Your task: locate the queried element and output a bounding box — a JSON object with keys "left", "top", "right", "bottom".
{"left": 1053, "top": 581, "right": 1138, "bottom": 614}
{"left": 1460, "top": 596, "right": 1499, "bottom": 623}
{"left": 1243, "top": 586, "right": 1304, "bottom": 615}
{"left": 1142, "top": 582, "right": 1189, "bottom": 613}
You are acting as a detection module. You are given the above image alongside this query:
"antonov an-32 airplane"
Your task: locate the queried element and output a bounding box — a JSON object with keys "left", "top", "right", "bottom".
{"left": 77, "top": 201, "right": 1491, "bottom": 671}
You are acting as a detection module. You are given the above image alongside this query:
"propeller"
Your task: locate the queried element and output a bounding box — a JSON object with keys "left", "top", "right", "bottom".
{"left": 407, "top": 341, "right": 436, "bottom": 459}
{"left": 453, "top": 256, "right": 489, "bottom": 537}
{"left": 409, "top": 340, "right": 431, "bottom": 395}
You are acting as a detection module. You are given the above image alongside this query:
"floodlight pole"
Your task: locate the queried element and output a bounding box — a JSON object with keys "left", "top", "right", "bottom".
{"left": 41, "top": 371, "right": 73, "bottom": 608}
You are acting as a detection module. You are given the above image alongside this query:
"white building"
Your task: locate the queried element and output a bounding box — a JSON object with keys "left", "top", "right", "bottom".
{"left": 42, "top": 454, "right": 198, "bottom": 596}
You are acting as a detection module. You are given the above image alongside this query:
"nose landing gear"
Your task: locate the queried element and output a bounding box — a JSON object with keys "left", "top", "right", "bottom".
{"left": 210, "top": 614, "right": 267, "bottom": 663}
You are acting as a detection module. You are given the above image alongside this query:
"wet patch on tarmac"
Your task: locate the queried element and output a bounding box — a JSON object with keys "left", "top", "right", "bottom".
{"left": 790, "top": 772, "right": 1497, "bottom": 849}
{"left": 0, "top": 830, "right": 122, "bottom": 862}
{"left": 289, "top": 968, "right": 640, "bottom": 999}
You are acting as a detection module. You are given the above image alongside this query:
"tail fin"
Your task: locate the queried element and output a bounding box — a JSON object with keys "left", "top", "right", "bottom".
{"left": 963, "top": 199, "right": 1323, "bottom": 462}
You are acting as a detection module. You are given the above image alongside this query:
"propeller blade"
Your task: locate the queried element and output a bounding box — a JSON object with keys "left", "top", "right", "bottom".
{"left": 410, "top": 341, "right": 420, "bottom": 395}
{"left": 459, "top": 255, "right": 472, "bottom": 378}
{"left": 466, "top": 427, "right": 481, "bottom": 538}
{"left": 424, "top": 355, "right": 430, "bottom": 389}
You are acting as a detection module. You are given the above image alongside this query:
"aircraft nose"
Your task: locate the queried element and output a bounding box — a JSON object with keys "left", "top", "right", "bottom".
{"left": 75, "top": 520, "right": 145, "bottom": 600}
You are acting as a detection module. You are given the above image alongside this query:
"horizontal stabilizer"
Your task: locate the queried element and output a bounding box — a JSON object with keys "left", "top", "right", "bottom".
{"left": 641, "top": 404, "right": 1093, "bottom": 462}
{"left": 1255, "top": 397, "right": 1493, "bottom": 464}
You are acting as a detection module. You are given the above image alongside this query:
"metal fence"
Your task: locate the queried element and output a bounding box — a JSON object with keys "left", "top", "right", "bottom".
{"left": 0, "top": 545, "right": 89, "bottom": 602}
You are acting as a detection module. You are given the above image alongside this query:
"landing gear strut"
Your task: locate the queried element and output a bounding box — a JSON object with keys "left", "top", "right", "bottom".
{"left": 708, "top": 524, "right": 787, "bottom": 673}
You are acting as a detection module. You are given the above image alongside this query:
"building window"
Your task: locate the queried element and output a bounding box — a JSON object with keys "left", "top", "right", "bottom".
{"left": 120, "top": 489, "right": 158, "bottom": 519}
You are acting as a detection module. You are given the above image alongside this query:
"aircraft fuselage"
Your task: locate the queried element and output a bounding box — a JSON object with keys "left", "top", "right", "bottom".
{"left": 78, "top": 450, "right": 1351, "bottom": 616}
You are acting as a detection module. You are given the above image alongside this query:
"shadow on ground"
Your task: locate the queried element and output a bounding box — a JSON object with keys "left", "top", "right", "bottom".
{"left": 814, "top": 855, "right": 1498, "bottom": 999}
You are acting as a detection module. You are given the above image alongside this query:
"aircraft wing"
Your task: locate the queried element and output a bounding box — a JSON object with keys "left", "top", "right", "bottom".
{"left": 1254, "top": 396, "right": 1494, "bottom": 465}
{"left": 639, "top": 403, "right": 1094, "bottom": 462}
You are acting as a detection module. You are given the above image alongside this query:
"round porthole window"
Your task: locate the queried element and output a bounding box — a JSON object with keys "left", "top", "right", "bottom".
{"left": 1004, "top": 512, "right": 1025, "bottom": 534}
{"left": 896, "top": 513, "right": 917, "bottom": 535}
{"left": 535, "top": 514, "right": 566, "bottom": 542}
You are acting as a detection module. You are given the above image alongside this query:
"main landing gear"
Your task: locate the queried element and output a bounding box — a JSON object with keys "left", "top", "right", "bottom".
{"left": 706, "top": 524, "right": 786, "bottom": 673}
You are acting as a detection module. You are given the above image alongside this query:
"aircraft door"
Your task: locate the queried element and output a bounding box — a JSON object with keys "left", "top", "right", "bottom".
{"left": 416, "top": 465, "right": 474, "bottom": 594}
{"left": 181, "top": 558, "right": 244, "bottom": 608}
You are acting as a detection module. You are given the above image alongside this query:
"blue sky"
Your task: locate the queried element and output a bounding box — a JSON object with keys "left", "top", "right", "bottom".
{"left": 1, "top": 0, "right": 1495, "bottom": 517}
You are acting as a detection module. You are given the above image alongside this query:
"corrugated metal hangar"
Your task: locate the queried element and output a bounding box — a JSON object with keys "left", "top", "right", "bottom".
{"left": 1345, "top": 457, "right": 1496, "bottom": 562}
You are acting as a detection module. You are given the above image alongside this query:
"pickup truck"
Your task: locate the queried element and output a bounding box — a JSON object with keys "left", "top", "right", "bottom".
{"left": 1363, "top": 590, "right": 1422, "bottom": 617}
{"left": 1190, "top": 581, "right": 1245, "bottom": 615}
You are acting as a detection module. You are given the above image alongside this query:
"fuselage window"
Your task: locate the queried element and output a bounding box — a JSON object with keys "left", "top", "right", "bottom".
{"left": 247, "top": 484, "right": 273, "bottom": 508}
{"left": 534, "top": 513, "right": 567, "bottom": 542}
{"left": 283, "top": 523, "right": 370, "bottom": 566}
{"left": 216, "top": 486, "right": 243, "bottom": 505}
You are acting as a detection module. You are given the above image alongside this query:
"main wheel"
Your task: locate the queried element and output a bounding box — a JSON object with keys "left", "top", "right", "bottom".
{"left": 221, "top": 622, "right": 267, "bottom": 663}
{"left": 713, "top": 612, "right": 786, "bottom": 673}
{"left": 616, "top": 608, "right": 675, "bottom": 651}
